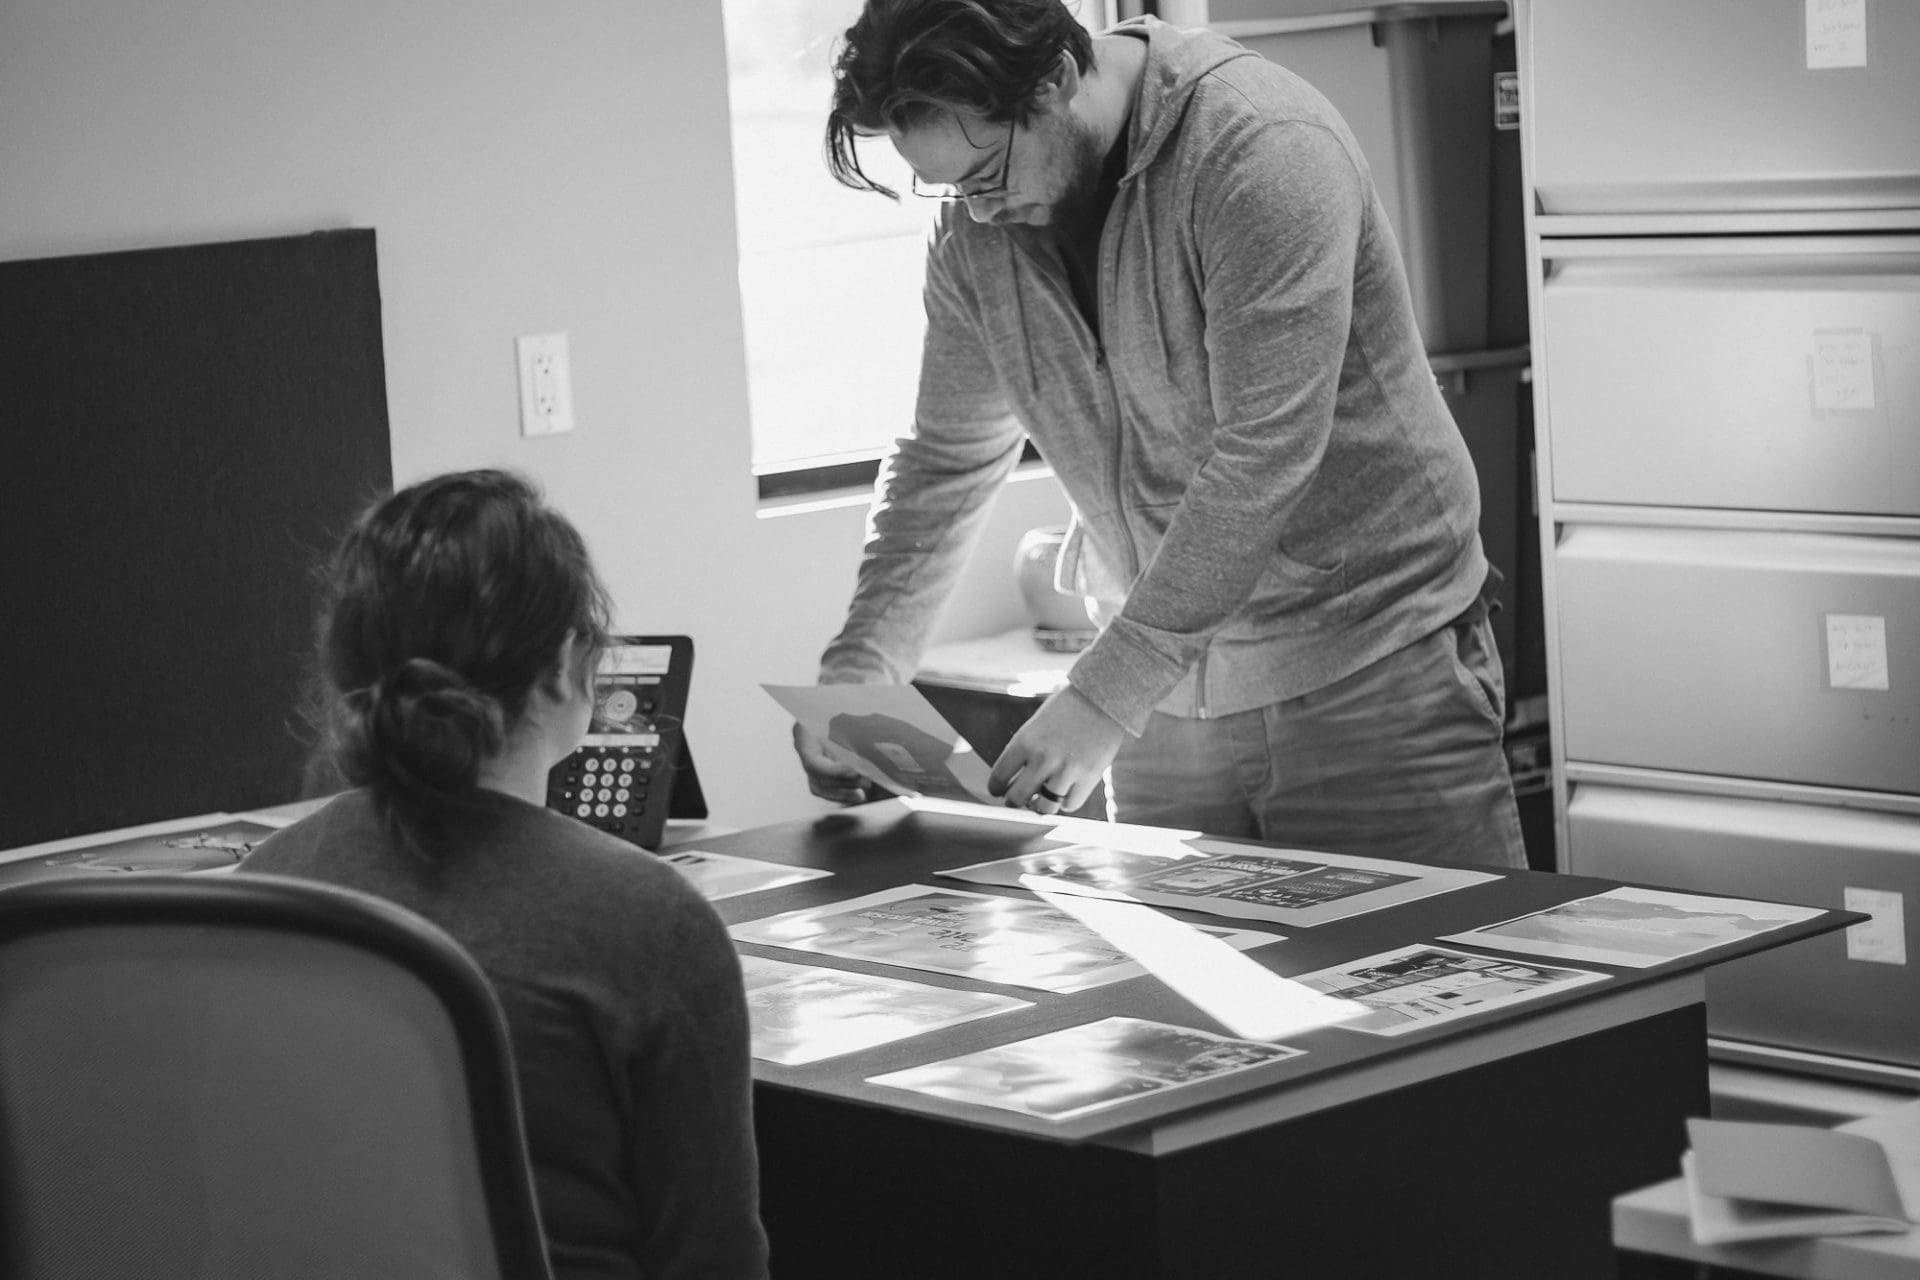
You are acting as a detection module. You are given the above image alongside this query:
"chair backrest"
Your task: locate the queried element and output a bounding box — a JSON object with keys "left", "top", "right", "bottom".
{"left": 0, "top": 872, "right": 553, "bottom": 1280}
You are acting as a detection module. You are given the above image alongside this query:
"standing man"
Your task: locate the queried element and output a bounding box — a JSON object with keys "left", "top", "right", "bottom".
{"left": 792, "top": 0, "right": 1525, "bottom": 869}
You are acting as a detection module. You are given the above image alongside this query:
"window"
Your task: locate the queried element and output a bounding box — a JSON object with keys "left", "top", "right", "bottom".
{"left": 722, "top": 2, "right": 1110, "bottom": 501}
{"left": 721, "top": 0, "right": 936, "bottom": 499}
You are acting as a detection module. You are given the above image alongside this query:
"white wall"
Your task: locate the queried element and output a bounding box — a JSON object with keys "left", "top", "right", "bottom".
{"left": 0, "top": 0, "right": 1070, "bottom": 830}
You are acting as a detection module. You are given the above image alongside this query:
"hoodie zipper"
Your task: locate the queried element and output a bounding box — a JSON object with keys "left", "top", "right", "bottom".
{"left": 1017, "top": 231, "right": 1135, "bottom": 582}
{"left": 1095, "top": 178, "right": 1209, "bottom": 719}
{"left": 1089, "top": 205, "right": 1139, "bottom": 592}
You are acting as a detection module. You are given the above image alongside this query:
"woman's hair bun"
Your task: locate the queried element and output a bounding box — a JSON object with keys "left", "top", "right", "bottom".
{"left": 340, "top": 657, "right": 505, "bottom": 800}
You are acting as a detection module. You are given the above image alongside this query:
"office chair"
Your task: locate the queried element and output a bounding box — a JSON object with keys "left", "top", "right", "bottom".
{"left": 0, "top": 872, "right": 554, "bottom": 1280}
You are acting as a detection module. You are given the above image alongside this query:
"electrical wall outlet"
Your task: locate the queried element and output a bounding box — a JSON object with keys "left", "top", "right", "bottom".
{"left": 516, "top": 332, "right": 575, "bottom": 437}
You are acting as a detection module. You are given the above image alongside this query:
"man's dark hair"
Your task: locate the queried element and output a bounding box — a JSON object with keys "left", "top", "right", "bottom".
{"left": 825, "top": 0, "right": 1096, "bottom": 199}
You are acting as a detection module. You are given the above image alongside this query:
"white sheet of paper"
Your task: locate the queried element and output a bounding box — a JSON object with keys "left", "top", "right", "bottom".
{"left": 1826, "top": 613, "right": 1891, "bottom": 691}
{"left": 1805, "top": 0, "right": 1868, "bottom": 70}
{"left": 1025, "top": 876, "right": 1359, "bottom": 1041}
{"left": 1844, "top": 886, "right": 1908, "bottom": 965}
{"left": 1812, "top": 331, "right": 1876, "bottom": 411}
{"left": 1689, "top": 1117, "right": 1909, "bottom": 1220}
{"left": 763, "top": 683, "right": 998, "bottom": 804}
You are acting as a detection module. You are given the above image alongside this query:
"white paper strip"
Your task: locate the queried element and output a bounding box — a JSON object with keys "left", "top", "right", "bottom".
{"left": 1024, "top": 874, "right": 1360, "bottom": 1041}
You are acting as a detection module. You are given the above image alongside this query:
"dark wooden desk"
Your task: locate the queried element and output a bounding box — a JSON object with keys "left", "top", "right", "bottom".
{"left": 693, "top": 801, "right": 1857, "bottom": 1280}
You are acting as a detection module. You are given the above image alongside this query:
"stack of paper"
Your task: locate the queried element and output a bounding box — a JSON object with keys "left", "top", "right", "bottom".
{"left": 1683, "top": 1117, "right": 1914, "bottom": 1246}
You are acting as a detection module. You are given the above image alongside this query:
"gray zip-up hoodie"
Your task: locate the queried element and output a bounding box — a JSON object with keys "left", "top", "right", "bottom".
{"left": 822, "top": 17, "right": 1488, "bottom": 737}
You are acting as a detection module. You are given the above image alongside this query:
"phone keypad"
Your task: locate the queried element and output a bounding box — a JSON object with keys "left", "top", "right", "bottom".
{"left": 554, "top": 747, "right": 654, "bottom": 840}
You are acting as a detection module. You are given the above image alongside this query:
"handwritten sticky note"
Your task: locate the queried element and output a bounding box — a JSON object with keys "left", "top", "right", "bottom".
{"left": 1845, "top": 888, "right": 1908, "bottom": 966}
{"left": 1813, "top": 331, "right": 1877, "bottom": 412}
{"left": 1826, "top": 614, "right": 1891, "bottom": 691}
{"left": 1806, "top": 0, "right": 1868, "bottom": 70}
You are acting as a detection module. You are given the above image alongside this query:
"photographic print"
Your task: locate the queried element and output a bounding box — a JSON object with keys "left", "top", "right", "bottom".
{"left": 942, "top": 841, "right": 1495, "bottom": 927}
{"left": 1291, "top": 944, "right": 1609, "bottom": 1036}
{"left": 1439, "top": 886, "right": 1827, "bottom": 968}
{"left": 868, "top": 1016, "right": 1305, "bottom": 1121}
{"left": 731, "top": 884, "right": 1272, "bottom": 993}
{"left": 741, "top": 955, "right": 1030, "bottom": 1065}
{"left": 763, "top": 683, "right": 997, "bottom": 804}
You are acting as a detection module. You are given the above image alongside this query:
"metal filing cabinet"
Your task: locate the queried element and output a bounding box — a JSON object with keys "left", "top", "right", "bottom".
{"left": 1518, "top": 0, "right": 1920, "bottom": 1085}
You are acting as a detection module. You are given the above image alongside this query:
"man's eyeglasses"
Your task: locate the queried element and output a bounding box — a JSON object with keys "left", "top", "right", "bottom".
{"left": 911, "top": 117, "right": 1016, "bottom": 202}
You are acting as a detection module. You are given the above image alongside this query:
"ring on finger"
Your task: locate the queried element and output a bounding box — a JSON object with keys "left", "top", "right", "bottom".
{"left": 1034, "top": 783, "right": 1065, "bottom": 804}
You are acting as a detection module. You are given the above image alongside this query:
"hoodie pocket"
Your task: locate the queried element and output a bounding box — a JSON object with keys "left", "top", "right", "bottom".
{"left": 1230, "top": 547, "right": 1349, "bottom": 636}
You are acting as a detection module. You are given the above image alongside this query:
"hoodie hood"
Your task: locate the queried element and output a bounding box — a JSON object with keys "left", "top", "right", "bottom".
{"left": 1114, "top": 16, "right": 1261, "bottom": 180}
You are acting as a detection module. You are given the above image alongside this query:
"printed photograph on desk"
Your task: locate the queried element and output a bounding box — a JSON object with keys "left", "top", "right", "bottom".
{"left": 762, "top": 682, "right": 996, "bottom": 805}
{"left": 740, "top": 955, "right": 1031, "bottom": 1066}
{"left": 939, "top": 842, "right": 1199, "bottom": 894}
{"left": 0, "top": 814, "right": 281, "bottom": 886}
{"left": 729, "top": 885, "right": 1275, "bottom": 994}
{"left": 1437, "top": 885, "right": 1828, "bottom": 969}
{"left": 941, "top": 841, "right": 1497, "bottom": 927}
{"left": 660, "top": 849, "right": 831, "bottom": 902}
{"left": 1291, "top": 943, "right": 1609, "bottom": 1037}
{"left": 867, "top": 1016, "right": 1305, "bottom": 1121}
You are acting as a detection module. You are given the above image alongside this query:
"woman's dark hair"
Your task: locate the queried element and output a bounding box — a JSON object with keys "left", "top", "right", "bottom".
{"left": 825, "top": 0, "right": 1095, "bottom": 198}
{"left": 314, "top": 469, "right": 612, "bottom": 855}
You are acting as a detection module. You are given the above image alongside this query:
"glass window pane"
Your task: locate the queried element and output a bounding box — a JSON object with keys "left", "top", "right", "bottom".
{"left": 722, "top": 0, "right": 935, "bottom": 475}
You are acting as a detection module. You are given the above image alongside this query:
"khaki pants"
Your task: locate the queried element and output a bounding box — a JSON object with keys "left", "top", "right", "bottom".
{"left": 1108, "top": 604, "right": 1527, "bottom": 871}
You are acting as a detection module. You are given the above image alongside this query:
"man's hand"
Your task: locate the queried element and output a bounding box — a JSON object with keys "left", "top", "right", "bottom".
{"left": 791, "top": 721, "right": 874, "bottom": 806}
{"left": 988, "top": 684, "right": 1126, "bottom": 815}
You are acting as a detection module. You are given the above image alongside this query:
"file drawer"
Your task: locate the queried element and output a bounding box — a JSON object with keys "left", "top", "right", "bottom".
{"left": 1540, "top": 240, "right": 1920, "bottom": 516}
{"left": 1556, "top": 525, "right": 1920, "bottom": 793}
{"left": 1525, "top": 0, "right": 1920, "bottom": 216}
{"left": 1568, "top": 783, "right": 1920, "bottom": 1069}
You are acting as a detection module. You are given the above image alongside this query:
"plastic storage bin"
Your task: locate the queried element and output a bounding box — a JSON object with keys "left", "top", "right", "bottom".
{"left": 1569, "top": 783, "right": 1920, "bottom": 1071}
{"left": 1486, "top": 21, "right": 1527, "bottom": 348}
{"left": 1554, "top": 524, "right": 1920, "bottom": 795}
{"left": 1526, "top": 0, "right": 1920, "bottom": 217}
{"left": 1226, "top": 3, "right": 1507, "bottom": 353}
{"left": 1540, "top": 236, "right": 1920, "bottom": 516}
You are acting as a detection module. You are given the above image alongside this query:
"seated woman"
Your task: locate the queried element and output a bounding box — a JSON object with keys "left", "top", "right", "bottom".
{"left": 244, "top": 469, "right": 769, "bottom": 1280}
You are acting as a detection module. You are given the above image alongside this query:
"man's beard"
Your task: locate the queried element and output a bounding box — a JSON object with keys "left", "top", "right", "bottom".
{"left": 1047, "top": 118, "right": 1110, "bottom": 233}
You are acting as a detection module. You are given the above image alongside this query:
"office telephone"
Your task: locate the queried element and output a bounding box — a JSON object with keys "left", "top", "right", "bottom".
{"left": 546, "top": 635, "right": 703, "bottom": 851}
